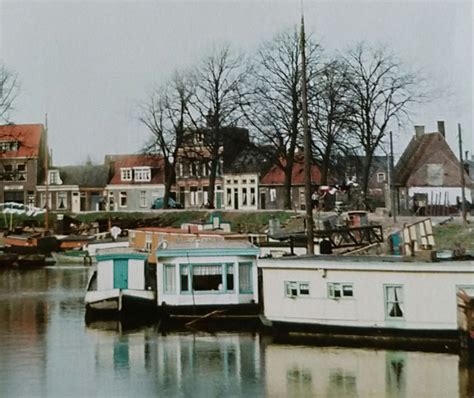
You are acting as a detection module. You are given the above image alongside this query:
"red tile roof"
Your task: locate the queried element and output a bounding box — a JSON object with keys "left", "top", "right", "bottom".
{"left": 0, "top": 124, "right": 43, "bottom": 158}
{"left": 260, "top": 159, "right": 321, "bottom": 185}
{"left": 108, "top": 154, "right": 165, "bottom": 184}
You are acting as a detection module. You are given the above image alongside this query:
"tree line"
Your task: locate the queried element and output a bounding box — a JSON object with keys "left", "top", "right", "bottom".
{"left": 140, "top": 29, "right": 423, "bottom": 210}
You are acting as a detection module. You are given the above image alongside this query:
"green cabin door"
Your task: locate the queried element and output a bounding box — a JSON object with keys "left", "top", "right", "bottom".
{"left": 113, "top": 259, "right": 128, "bottom": 289}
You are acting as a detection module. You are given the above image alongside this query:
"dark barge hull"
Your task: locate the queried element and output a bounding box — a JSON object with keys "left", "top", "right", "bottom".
{"left": 269, "top": 320, "right": 463, "bottom": 353}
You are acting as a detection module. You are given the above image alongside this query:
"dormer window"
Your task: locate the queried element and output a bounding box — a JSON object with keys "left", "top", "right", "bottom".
{"left": 0, "top": 141, "right": 19, "bottom": 152}
{"left": 48, "top": 170, "right": 61, "bottom": 185}
{"left": 121, "top": 168, "right": 132, "bottom": 181}
{"left": 133, "top": 167, "right": 151, "bottom": 182}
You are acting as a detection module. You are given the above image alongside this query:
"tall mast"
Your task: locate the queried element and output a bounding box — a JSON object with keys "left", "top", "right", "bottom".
{"left": 300, "top": 13, "right": 314, "bottom": 254}
{"left": 44, "top": 113, "right": 49, "bottom": 232}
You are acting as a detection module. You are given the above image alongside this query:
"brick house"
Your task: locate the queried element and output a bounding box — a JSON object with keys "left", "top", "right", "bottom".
{"left": 395, "top": 121, "right": 473, "bottom": 213}
{"left": 105, "top": 154, "right": 165, "bottom": 211}
{"left": 0, "top": 124, "right": 47, "bottom": 206}
{"left": 259, "top": 158, "right": 321, "bottom": 210}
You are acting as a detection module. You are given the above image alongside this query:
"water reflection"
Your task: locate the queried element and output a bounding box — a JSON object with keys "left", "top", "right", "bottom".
{"left": 0, "top": 267, "right": 473, "bottom": 397}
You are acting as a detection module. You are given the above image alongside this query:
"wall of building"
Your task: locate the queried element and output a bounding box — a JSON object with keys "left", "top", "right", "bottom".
{"left": 223, "top": 173, "right": 259, "bottom": 210}
{"left": 106, "top": 185, "right": 164, "bottom": 211}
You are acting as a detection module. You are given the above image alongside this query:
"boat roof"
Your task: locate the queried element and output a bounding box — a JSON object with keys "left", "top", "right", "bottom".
{"left": 258, "top": 254, "right": 474, "bottom": 273}
{"left": 156, "top": 240, "right": 259, "bottom": 258}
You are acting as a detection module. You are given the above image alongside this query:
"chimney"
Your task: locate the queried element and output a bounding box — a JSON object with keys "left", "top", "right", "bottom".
{"left": 414, "top": 125, "right": 425, "bottom": 138}
{"left": 437, "top": 121, "right": 445, "bottom": 138}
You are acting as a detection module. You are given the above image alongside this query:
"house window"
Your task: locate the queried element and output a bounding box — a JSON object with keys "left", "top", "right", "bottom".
{"left": 202, "top": 186, "right": 209, "bottom": 206}
{"left": 139, "top": 191, "right": 147, "bottom": 207}
{"left": 385, "top": 285, "right": 404, "bottom": 319}
{"left": 192, "top": 264, "right": 223, "bottom": 291}
{"left": 250, "top": 187, "right": 256, "bottom": 206}
{"left": 269, "top": 188, "right": 277, "bottom": 202}
{"left": 190, "top": 186, "right": 198, "bottom": 206}
{"left": 191, "top": 163, "right": 197, "bottom": 177}
{"left": 163, "top": 264, "right": 176, "bottom": 294}
{"left": 377, "top": 173, "right": 385, "bottom": 183}
{"left": 16, "top": 164, "right": 27, "bottom": 181}
{"left": 242, "top": 179, "right": 247, "bottom": 184}
{"left": 239, "top": 262, "right": 253, "bottom": 293}
{"left": 121, "top": 168, "right": 132, "bottom": 181}
{"left": 242, "top": 187, "right": 247, "bottom": 206}
{"left": 178, "top": 162, "right": 184, "bottom": 177}
{"left": 202, "top": 163, "right": 207, "bottom": 177}
{"left": 27, "top": 192, "right": 35, "bottom": 208}
{"left": 119, "top": 192, "right": 127, "bottom": 207}
{"left": 285, "top": 281, "right": 310, "bottom": 297}
{"left": 227, "top": 188, "right": 232, "bottom": 206}
{"left": 134, "top": 167, "right": 151, "bottom": 182}
{"left": 3, "top": 164, "right": 13, "bottom": 180}
{"left": 57, "top": 192, "right": 67, "bottom": 210}
{"left": 328, "top": 283, "right": 354, "bottom": 299}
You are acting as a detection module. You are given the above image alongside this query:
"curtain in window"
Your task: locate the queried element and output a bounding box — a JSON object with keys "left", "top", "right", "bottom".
{"left": 164, "top": 265, "right": 176, "bottom": 293}
{"left": 387, "top": 286, "right": 403, "bottom": 317}
{"left": 192, "top": 265, "right": 222, "bottom": 275}
{"left": 239, "top": 263, "right": 253, "bottom": 292}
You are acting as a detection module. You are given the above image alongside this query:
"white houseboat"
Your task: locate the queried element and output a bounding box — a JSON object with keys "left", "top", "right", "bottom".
{"left": 259, "top": 255, "right": 474, "bottom": 348}
{"left": 155, "top": 240, "right": 260, "bottom": 319}
{"left": 85, "top": 250, "right": 156, "bottom": 316}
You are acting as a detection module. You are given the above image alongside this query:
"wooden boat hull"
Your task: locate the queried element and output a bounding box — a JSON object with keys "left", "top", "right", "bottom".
{"left": 85, "top": 289, "right": 156, "bottom": 314}
{"left": 52, "top": 251, "right": 92, "bottom": 265}
{"left": 17, "top": 254, "right": 46, "bottom": 268}
{"left": 0, "top": 253, "right": 19, "bottom": 267}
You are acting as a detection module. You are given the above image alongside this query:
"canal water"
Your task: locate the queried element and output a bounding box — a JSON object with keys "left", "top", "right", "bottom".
{"left": 0, "top": 266, "right": 473, "bottom": 397}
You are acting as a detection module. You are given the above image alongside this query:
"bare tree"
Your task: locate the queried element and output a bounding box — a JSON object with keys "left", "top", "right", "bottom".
{"left": 345, "top": 43, "right": 421, "bottom": 206}
{"left": 244, "top": 29, "right": 319, "bottom": 209}
{"left": 309, "top": 58, "right": 356, "bottom": 185}
{"left": 0, "top": 63, "right": 19, "bottom": 122}
{"left": 189, "top": 44, "right": 251, "bottom": 208}
{"left": 140, "top": 72, "right": 194, "bottom": 208}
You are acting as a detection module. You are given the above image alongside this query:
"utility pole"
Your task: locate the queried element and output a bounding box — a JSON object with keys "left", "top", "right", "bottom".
{"left": 300, "top": 14, "right": 314, "bottom": 255}
{"left": 44, "top": 113, "right": 49, "bottom": 233}
{"left": 389, "top": 131, "right": 397, "bottom": 223}
{"left": 458, "top": 123, "right": 467, "bottom": 224}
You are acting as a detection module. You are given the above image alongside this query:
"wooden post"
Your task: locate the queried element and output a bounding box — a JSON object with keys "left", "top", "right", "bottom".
{"left": 389, "top": 131, "right": 397, "bottom": 223}
{"left": 458, "top": 123, "right": 467, "bottom": 224}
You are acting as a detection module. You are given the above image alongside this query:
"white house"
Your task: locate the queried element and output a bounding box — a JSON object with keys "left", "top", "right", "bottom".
{"left": 259, "top": 255, "right": 474, "bottom": 342}
{"left": 155, "top": 240, "right": 259, "bottom": 313}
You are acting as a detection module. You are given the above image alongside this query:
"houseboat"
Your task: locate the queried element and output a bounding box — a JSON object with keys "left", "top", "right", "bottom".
{"left": 85, "top": 250, "right": 156, "bottom": 317}
{"left": 155, "top": 240, "right": 260, "bottom": 324}
{"left": 259, "top": 254, "right": 474, "bottom": 350}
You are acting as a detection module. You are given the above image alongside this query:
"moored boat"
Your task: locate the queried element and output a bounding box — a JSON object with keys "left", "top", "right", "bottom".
{"left": 0, "top": 252, "right": 18, "bottom": 267}
{"left": 85, "top": 250, "right": 156, "bottom": 317}
{"left": 52, "top": 250, "right": 92, "bottom": 265}
{"left": 17, "top": 254, "right": 46, "bottom": 268}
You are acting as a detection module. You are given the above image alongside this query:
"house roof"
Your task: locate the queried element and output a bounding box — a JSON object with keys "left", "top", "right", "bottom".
{"left": 58, "top": 164, "right": 110, "bottom": 187}
{"left": 108, "top": 154, "right": 165, "bottom": 185}
{"left": 260, "top": 158, "right": 321, "bottom": 186}
{"left": 395, "top": 132, "right": 470, "bottom": 186}
{"left": 156, "top": 240, "right": 259, "bottom": 258}
{"left": 0, "top": 124, "right": 43, "bottom": 158}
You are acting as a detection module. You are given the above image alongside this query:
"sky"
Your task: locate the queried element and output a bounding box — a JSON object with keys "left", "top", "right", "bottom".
{"left": 0, "top": 0, "right": 472, "bottom": 165}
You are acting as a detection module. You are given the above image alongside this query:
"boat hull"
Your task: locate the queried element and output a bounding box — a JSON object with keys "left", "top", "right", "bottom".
{"left": 85, "top": 289, "right": 156, "bottom": 315}
{"left": 17, "top": 254, "right": 46, "bottom": 268}
{"left": 267, "top": 319, "right": 462, "bottom": 351}
{"left": 52, "top": 251, "right": 92, "bottom": 265}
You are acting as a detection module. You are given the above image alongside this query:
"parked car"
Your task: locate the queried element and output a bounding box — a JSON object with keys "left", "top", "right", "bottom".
{"left": 151, "top": 197, "right": 183, "bottom": 209}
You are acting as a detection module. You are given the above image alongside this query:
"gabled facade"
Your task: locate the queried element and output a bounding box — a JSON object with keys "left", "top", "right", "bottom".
{"left": 36, "top": 164, "right": 109, "bottom": 212}
{"left": 395, "top": 122, "right": 473, "bottom": 212}
{"left": 175, "top": 126, "right": 250, "bottom": 209}
{"left": 105, "top": 154, "right": 165, "bottom": 211}
{"left": 259, "top": 158, "right": 321, "bottom": 210}
{"left": 0, "top": 123, "right": 46, "bottom": 206}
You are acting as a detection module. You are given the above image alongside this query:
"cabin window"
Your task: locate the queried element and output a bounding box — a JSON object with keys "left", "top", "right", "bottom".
{"left": 163, "top": 264, "right": 176, "bottom": 293}
{"left": 238, "top": 262, "right": 253, "bottom": 293}
{"left": 328, "top": 283, "right": 353, "bottom": 299}
{"left": 385, "top": 285, "right": 404, "bottom": 319}
{"left": 192, "top": 265, "right": 222, "bottom": 291}
{"left": 226, "top": 264, "right": 234, "bottom": 291}
{"left": 285, "top": 281, "right": 310, "bottom": 297}
{"left": 180, "top": 265, "right": 189, "bottom": 292}
{"left": 121, "top": 168, "right": 132, "bottom": 181}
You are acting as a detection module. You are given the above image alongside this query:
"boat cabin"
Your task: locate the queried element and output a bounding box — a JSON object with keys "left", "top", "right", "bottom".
{"left": 259, "top": 255, "right": 474, "bottom": 346}
{"left": 155, "top": 240, "right": 259, "bottom": 314}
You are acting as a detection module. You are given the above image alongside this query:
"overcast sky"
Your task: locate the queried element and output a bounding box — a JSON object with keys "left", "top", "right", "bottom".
{"left": 0, "top": 0, "right": 472, "bottom": 165}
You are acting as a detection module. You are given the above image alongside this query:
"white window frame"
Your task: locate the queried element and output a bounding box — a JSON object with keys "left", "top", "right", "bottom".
{"left": 384, "top": 284, "right": 404, "bottom": 320}
{"left": 121, "top": 168, "right": 132, "bottom": 182}
{"left": 327, "top": 282, "right": 354, "bottom": 299}
{"left": 377, "top": 172, "right": 385, "bottom": 183}
{"left": 119, "top": 191, "right": 127, "bottom": 208}
{"left": 133, "top": 167, "right": 151, "bottom": 182}
{"left": 163, "top": 264, "right": 176, "bottom": 294}
{"left": 270, "top": 188, "right": 277, "bottom": 202}
{"left": 56, "top": 192, "right": 68, "bottom": 210}
{"left": 285, "top": 281, "right": 310, "bottom": 297}
{"left": 139, "top": 190, "right": 147, "bottom": 208}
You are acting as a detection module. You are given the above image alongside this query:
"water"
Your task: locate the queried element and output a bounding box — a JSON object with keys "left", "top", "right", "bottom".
{"left": 0, "top": 266, "right": 473, "bottom": 398}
